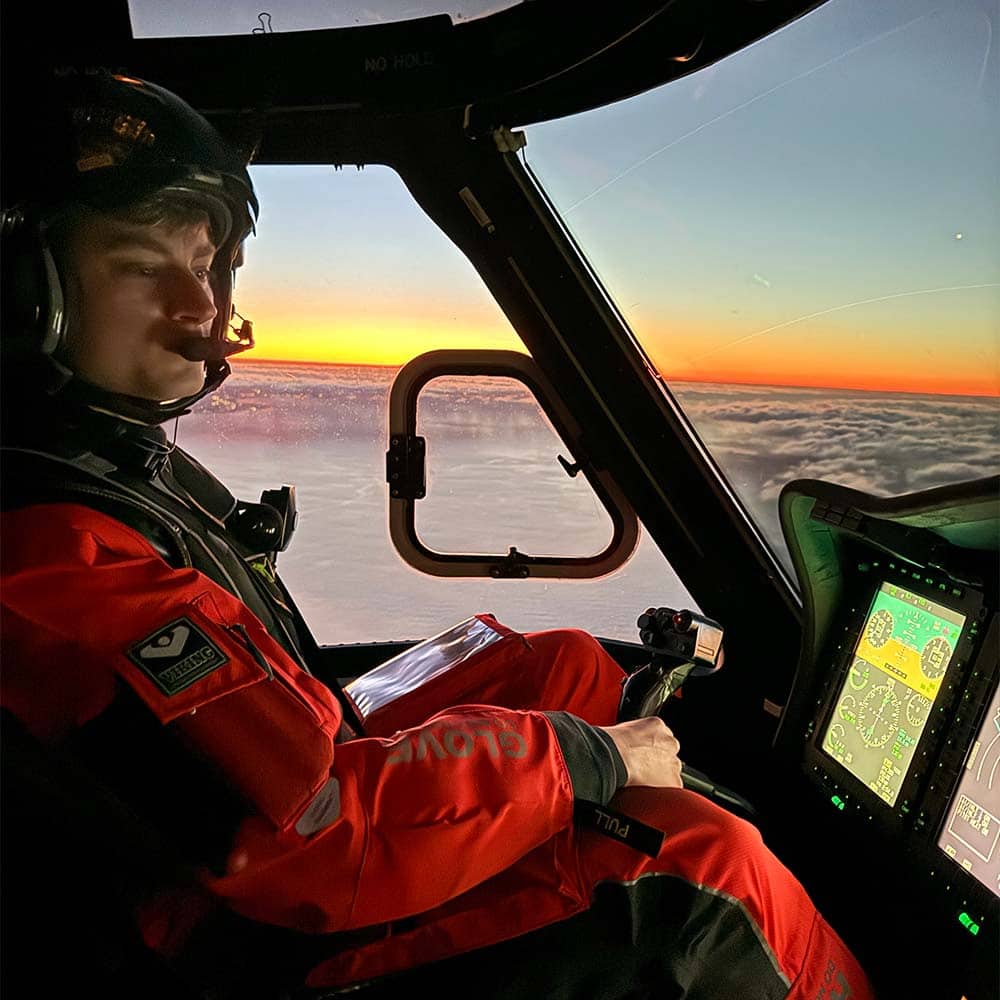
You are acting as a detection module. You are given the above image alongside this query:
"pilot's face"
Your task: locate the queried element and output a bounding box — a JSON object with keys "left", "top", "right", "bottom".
{"left": 61, "top": 212, "right": 217, "bottom": 402}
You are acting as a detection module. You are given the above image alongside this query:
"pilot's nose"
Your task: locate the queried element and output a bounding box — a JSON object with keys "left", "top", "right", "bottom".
{"left": 168, "top": 271, "right": 217, "bottom": 327}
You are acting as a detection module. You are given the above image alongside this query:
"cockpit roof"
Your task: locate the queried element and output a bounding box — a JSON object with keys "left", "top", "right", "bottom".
{"left": 6, "top": 1, "right": 827, "bottom": 141}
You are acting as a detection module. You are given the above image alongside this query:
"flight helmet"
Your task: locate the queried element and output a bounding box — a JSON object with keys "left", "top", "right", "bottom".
{"left": 1, "top": 69, "right": 260, "bottom": 422}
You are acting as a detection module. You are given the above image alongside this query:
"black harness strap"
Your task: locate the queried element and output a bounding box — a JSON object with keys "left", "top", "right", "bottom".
{"left": 2, "top": 444, "right": 366, "bottom": 736}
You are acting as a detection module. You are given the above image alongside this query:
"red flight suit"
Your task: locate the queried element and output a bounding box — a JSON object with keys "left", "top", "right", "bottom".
{"left": 1, "top": 500, "right": 876, "bottom": 998}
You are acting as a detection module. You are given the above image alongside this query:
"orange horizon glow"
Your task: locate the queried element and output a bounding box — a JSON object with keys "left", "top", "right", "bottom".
{"left": 633, "top": 306, "right": 1000, "bottom": 398}
{"left": 238, "top": 299, "right": 521, "bottom": 368}
{"left": 664, "top": 371, "right": 1000, "bottom": 398}
{"left": 650, "top": 362, "right": 1000, "bottom": 398}
{"left": 239, "top": 309, "right": 1000, "bottom": 393}
{"left": 239, "top": 296, "right": 999, "bottom": 398}
{"left": 237, "top": 354, "right": 1000, "bottom": 399}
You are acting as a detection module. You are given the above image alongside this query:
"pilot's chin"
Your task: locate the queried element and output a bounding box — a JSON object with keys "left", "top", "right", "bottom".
{"left": 155, "top": 367, "right": 206, "bottom": 403}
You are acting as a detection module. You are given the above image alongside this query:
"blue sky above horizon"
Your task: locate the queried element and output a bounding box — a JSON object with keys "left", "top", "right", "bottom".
{"left": 144, "top": 0, "right": 998, "bottom": 395}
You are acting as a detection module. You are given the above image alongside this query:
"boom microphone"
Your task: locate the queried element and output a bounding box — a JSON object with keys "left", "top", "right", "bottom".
{"left": 179, "top": 315, "right": 254, "bottom": 362}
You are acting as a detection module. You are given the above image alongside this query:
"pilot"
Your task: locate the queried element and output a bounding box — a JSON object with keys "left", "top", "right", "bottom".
{"left": 0, "top": 70, "right": 877, "bottom": 998}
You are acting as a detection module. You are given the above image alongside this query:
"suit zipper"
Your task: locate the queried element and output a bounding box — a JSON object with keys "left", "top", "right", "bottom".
{"left": 225, "top": 623, "right": 275, "bottom": 679}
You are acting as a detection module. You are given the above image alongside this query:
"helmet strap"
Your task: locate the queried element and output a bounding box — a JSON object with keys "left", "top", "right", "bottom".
{"left": 52, "top": 359, "right": 233, "bottom": 425}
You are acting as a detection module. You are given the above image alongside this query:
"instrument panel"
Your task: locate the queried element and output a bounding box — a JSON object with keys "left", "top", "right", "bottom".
{"left": 803, "top": 561, "right": 997, "bottom": 899}
{"left": 820, "top": 581, "right": 974, "bottom": 809}
{"left": 777, "top": 475, "right": 999, "bottom": 999}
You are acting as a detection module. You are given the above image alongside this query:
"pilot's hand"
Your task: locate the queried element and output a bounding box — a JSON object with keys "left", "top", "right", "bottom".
{"left": 599, "top": 717, "right": 683, "bottom": 789}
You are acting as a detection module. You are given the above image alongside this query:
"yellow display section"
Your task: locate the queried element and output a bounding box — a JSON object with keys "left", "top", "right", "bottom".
{"left": 854, "top": 586, "right": 965, "bottom": 701}
{"left": 855, "top": 635, "right": 943, "bottom": 700}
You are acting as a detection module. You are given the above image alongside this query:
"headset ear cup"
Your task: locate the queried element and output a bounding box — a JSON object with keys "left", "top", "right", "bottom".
{"left": 0, "top": 217, "right": 64, "bottom": 356}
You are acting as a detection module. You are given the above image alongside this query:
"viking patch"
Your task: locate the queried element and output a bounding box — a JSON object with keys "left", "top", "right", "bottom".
{"left": 127, "top": 617, "right": 228, "bottom": 696}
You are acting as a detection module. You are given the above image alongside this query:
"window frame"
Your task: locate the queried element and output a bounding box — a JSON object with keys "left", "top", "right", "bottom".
{"left": 386, "top": 349, "right": 640, "bottom": 578}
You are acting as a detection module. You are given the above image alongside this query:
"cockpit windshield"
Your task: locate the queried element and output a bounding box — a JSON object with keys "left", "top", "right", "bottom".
{"left": 524, "top": 0, "right": 1000, "bottom": 570}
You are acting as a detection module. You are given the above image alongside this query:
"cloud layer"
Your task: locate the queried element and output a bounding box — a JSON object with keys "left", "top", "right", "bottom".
{"left": 180, "top": 364, "right": 997, "bottom": 640}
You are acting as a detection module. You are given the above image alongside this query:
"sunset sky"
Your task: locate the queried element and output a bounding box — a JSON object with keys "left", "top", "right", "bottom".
{"left": 216, "top": 0, "right": 998, "bottom": 396}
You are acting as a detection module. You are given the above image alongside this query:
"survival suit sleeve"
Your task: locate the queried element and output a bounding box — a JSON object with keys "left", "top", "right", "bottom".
{"left": 544, "top": 711, "right": 627, "bottom": 805}
{"left": 1, "top": 504, "right": 588, "bottom": 934}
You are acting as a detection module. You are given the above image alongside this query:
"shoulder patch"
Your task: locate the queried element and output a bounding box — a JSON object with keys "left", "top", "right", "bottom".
{"left": 127, "top": 617, "right": 229, "bottom": 696}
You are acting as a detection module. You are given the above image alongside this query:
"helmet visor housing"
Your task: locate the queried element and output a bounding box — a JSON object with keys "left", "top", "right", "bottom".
{"left": 5, "top": 69, "right": 258, "bottom": 356}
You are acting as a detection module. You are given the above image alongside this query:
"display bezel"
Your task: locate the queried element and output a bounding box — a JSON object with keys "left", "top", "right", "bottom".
{"left": 805, "top": 565, "right": 985, "bottom": 826}
{"left": 819, "top": 581, "right": 966, "bottom": 807}
{"left": 935, "top": 663, "right": 1000, "bottom": 901}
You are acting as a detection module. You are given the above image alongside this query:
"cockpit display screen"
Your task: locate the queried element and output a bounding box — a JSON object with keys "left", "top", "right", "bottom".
{"left": 937, "top": 679, "right": 1000, "bottom": 899}
{"left": 821, "top": 582, "right": 965, "bottom": 807}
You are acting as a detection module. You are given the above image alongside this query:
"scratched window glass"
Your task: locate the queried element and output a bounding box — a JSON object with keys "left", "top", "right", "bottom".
{"left": 526, "top": 0, "right": 1000, "bottom": 569}
{"left": 414, "top": 375, "right": 615, "bottom": 557}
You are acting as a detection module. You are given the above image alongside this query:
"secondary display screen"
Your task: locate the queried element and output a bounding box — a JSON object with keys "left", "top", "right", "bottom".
{"left": 937, "top": 679, "right": 1000, "bottom": 899}
{"left": 821, "top": 582, "right": 965, "bottom": 806}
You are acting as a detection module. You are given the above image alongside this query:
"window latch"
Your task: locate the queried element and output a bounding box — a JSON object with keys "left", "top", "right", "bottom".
{"left": 386, "top": 434, "right": 426, "bottom": 500}
{"left": 557, "top": 453, "right": 582, "bottom": 478}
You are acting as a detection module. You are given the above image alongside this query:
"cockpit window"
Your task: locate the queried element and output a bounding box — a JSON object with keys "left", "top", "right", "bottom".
{"left": 128, "top": 1, "right": 519, "bottom": 38}
{"left": 179, "top": 165, "right": 695, "bottom": 644}
{"left": 524, "top": 0, "right": 999, "bottom": 569}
